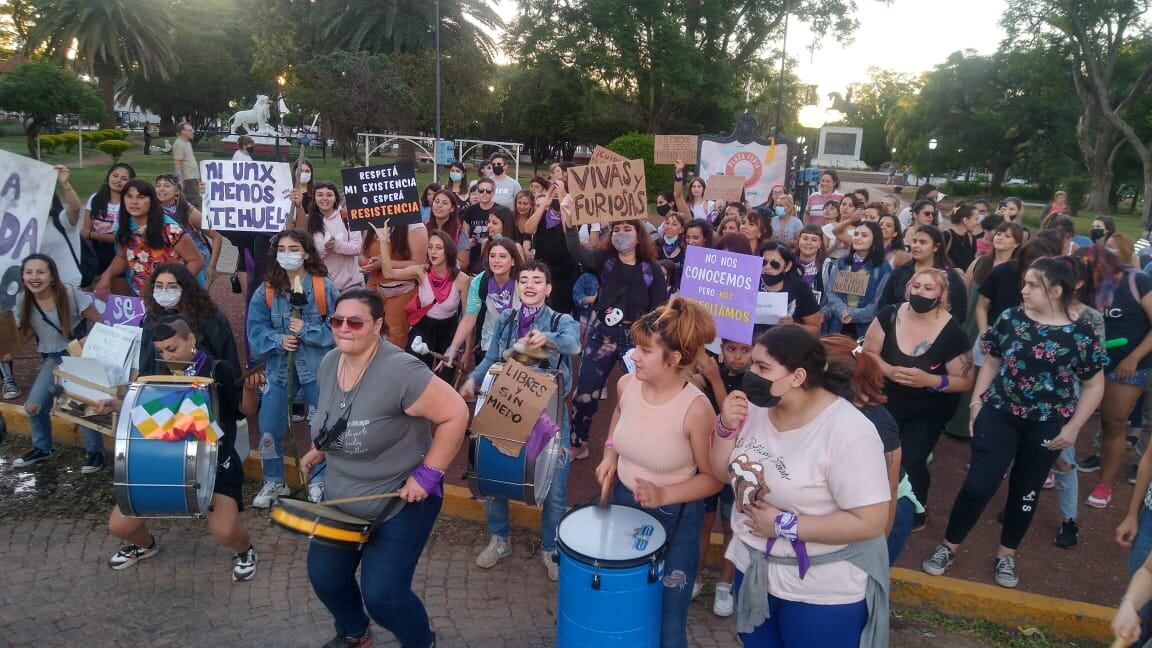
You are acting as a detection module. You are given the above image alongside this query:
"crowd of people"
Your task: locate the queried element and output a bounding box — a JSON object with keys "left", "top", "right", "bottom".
{"left": 8, "top": 148, "right": 1152, "bottom": 647}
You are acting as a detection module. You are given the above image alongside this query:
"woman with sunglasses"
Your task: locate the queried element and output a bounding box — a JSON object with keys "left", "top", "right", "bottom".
{"left": 902, "top": 199, "right": 940, "bottom": 249}
{"left": 299, "top": 288, "right": 468, "bottom": 648}
{"left": 246, "top": 230, "right": 341, "bottom": 508}
{"left": 822, "top": 221, "right": 891, "bottom": 338}
{"left": 879, "top": 225, "right": 969, "bottom": 323}
{"left": 757, "top": 241, "right": 822, "bottom": 336}
{"left": 864, "top": 268, "right": 973, "bottom": 530}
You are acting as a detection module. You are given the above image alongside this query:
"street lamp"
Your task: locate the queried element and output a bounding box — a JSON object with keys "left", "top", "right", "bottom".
{"left": 434, "top": 0, "right": 441, "bottom": 184}
{"left": 926, "top": 138, "right": 938, "bottom": 187}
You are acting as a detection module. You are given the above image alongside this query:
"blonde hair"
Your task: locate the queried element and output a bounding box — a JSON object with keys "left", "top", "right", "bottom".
{"left": 775, "top": 194, "right": 797, "bottom": 217}
{"left": 904, "top": 267, "right": 951, "bottom": 312}
{"left": 630, "top": 297, "right": 717, "bottom": 371}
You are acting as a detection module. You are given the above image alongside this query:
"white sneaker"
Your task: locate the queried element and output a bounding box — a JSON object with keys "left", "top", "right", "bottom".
{"left": 691, "top": 580, "right": 703, "bottom": 599}
{"left": 713, "top": 582, "right": 734, "bottom": 617}
{"left": 541, "top": 549, "right": 559, "bottom": 581}
{"left": 252, "top": 481, "right": 290, "bottom": 508}
{"left": 308, "top": 481, "right": 325, "bottom": 503}
{"left": 476, "top": 535, "right": 511, "bottom": 569}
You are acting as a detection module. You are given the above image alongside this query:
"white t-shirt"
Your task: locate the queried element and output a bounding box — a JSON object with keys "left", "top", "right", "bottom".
{"left": 41, "top": 208, "right": 83, "bottom": 286}
{"left": 490, "top": 175, "right": 522, "bottom": 209}
{"left": 821, "top": 223, "right": 850, "bottom": 259}
{"left": 231, "top": 150, "right": 252, "bottom": 162}
{"left": 85, "top": 194, "right": 120, "bottom": 235}
{"left": 724, "top": 397, "right": 889, "bottom": 605}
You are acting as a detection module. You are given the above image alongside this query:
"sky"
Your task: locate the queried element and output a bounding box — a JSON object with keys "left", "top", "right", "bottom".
{"left": 491, "top": 0, "right": 1009, "bottom": 99}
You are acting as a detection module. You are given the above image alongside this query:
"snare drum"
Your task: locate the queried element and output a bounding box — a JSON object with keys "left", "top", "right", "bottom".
{"left": 467, "top": 362, "right": 564, "bottom": 505}
{"left": 269, "top": 498, "right": 372, "bottom": 549}
{"left": 556, "top": 505, "right": 667, "bottom": 647}
{"left": 113, "top": 378, "right": 218, "bottom": 518}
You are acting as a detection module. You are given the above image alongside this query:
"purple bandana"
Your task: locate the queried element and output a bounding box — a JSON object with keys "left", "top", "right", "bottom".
{"left": 544, "top": 207, "right": 562, "bottom": 229}
{"left": 517, "top": 305, "right": 542, "bottom": 338}
{"left": 763, "top": 511, "right": 811, "bottom": 578}
{"left": 487, "top": 276, "right": 515, "bottom": 312}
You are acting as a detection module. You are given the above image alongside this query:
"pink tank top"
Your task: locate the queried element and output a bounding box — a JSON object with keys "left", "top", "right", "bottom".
{"left": 613, "top": 378, "right": 706, "bottom": 491}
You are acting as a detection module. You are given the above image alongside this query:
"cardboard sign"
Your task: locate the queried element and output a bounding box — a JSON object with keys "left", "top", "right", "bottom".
{"left": 755, "top": 292, "right": 789, "bottom": 325}
{"left": 84, "top": 292, "right": 146, "bottom": 327}
{"left": 201, "top": 160, "right": 294, "bottom": 233}
{"left": 654, "top": 135, "right": 699, "bottom": 165}
{"left": 568, "top": 159, "right": 648, "bottom": 225}
{"left": 0, "top": 150, "right": 55, "bottom": 278}
{"left": 833, "top": 269, "right": 869, "bottom": 297}
{"left": 678, "top": 246, "right": 760, "bottom": 344}
{"left": 340, "top": 162, "right": 422, "bottom": 231}
{"left": 704, "top": 174, "right": 748, "bottom": 203}
{"left": 589, "top": 146, "right": 627, "bottom": 166}
{"left": 472, "top": 360, "right": 557, "bottom": 455}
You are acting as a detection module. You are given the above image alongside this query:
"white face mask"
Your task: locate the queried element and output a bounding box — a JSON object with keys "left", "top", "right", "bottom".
{"left": 153, "top": 287, "right": 182, "bottom": 308}
{"left": 277, "top": 251, "right": 305, "bottom": 271}
{"left": 298, "top": 171, "right": 312, "bottom": 184}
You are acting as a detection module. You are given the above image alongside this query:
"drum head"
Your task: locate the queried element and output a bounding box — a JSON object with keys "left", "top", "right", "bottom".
{"left": 530, "top": 433, "right": 562, "bottom": 505}
{"left": 276, "top": 498, "right": 372, "bottom": 527}
{"left": 558, "top": 504, "right": 667, "bottom": 567}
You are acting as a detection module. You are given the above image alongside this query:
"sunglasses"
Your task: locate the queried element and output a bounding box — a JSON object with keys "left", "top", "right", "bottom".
{"left": 329, "top": 316, "right": 370, "bottom": 331}
{"left": 766, "top": 259, "right": 784, "bottom": 270}
{"left": 476, "top": 188, "right": 494, "bottom": 194}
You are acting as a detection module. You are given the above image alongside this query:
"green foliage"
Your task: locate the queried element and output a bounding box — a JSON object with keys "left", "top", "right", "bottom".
{"left": 55, "top": 131, "right": 78, "bottom": 152}
{"left": 0, "top": 60, "right": 104, "bottom": 155}
{"left": 392, "top": 46, "right": 503, "bottom": 137}
{"left": 831, "top": 67, "right": 919, "bottom": 167}
{"left": 940, "top": 180, "right": 990, "bottom": 196}
{"left": 36, "top": 134, "right": 57, "bottom": 153}
{"left": 83, "top": 131, "right": 106, "bottom": 145}
{"left": 1061, "top": 176, "right": 1088, "bottom": 213}
{"left": 97, "top": 139, "right": 131, "bottom": 163}
{"left": 606, "top": 133, "right": 672, "bottom": 199}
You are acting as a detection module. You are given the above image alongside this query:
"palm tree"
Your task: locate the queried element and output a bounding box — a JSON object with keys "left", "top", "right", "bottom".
{"left": 312, "top": 0, "right": 502, "bottom": 61}
{"left": 25, "top": 0, "right": 176, "bottom": 127}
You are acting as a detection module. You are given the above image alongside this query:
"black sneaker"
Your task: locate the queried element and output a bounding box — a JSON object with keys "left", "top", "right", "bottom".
{"left": 81, "top": 452, "right": 105, "bottom": 474}
{"left": 1054, "top": 518, "right": 1078, "bottom": 549}
{"left": 922, "top": 543, "right": 955, "bottom": 576}
{"left": 232, "top": 545, "right": 258, "bottom": 582}
{"left": 1130, "top": 464, "right": 1139, "bottom": 485}
{"left": 1076, "top": 455, "right": 1101, "bottom": 472}
{"left": 911, "top": 511, "right": 928, "bottom": 532}
{"left": 13, "top": 448, "right": 50, "bottom": 467}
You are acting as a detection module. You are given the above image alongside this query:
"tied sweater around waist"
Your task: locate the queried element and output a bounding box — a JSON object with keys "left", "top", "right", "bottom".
{"left": 613, "top": 378, "right": 705, "bottom": 491}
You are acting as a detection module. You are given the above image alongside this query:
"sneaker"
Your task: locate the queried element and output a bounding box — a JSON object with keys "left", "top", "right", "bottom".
{"left": 13, "top": 448, "right": 50, "bottom": 467}
{"left": 911, "top": 511, "right": 927, "bottom": 532}
{"left": 926, "top": 451, "right": 934, "bottom": 466}
{"left": 108, "top": 538, "right": 159, "bottom": 570}
{"left": 922, "top": 544, "right": 955, "bottom": 576}
{"left": 81, "top": 452, "right": 105, "bottom": 474}
{"left": 1130, "top": 464, "right": 1139, "bottom": 485}
{"left": 1076, "top": 455, "right": 1101, "bottom": 472}
{"left": 993, "top": 555, "right": 1019, "bottom": 588}
{"left": 476, "top": 535, "right": 511, "bottom": 569}
{"left": 541, "top": 549, "right": 559, "bottom": 581}
{"left": 712, "top": 582, "right": 734, "bottom": 617}
{"left": 232, "top": 545, "right": 258, "bottom": 582}
{"left": 691, "top": 580, "right": 703, "bottom": 600}
{"left": 1054, "top": 519, "right": 1078, "bottom": 549}
{"left": 1086, "top": 483, "right": 1112, "bottom": 509}
{"left": 309, "top": 481, "right": 325, "bottom": 503}
{"left": 568, "top": 445, "right": 589, "bottom": 460}
{"left": 1042, "top": 471, "right": 1054, "bottom": 489}
{"left": 322, "top": 628, "right": 373, "bottom": 648}
{"left": 2, "top": 378, "right": 20, "bottom": 399}
{"left": 252, "top": 481, "right": 291, "bottom": 508}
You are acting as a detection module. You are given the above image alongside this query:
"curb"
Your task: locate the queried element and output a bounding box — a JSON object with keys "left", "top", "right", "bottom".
{"left": 1, "top": 404, "right": 1114, "bottom": 642}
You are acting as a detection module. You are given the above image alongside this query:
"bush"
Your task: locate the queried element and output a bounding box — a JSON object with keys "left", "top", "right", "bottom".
{"left": 1061, "top": 176, "right": 1087, "bottom": 214}
{"left": 97, "top": 139, "right": 131, "bottom": 163}
{"left": 940, "top": 180, "right": 990, "bottom": 196}
{"left": 83, "top": 131, "right": 106, "bottom": 146}
{"left": 55, "top": 131, "right": 78, "bottom": 152}
{"left": 37, "top": 134, "right": 57, "bottom": 154}
{"left": 605, "top": 132, "right": 672, "bottom": 201}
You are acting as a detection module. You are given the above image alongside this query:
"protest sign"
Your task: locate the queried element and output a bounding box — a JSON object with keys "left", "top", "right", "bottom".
{"left": 201, "top": 160, "right": 293, "bottom": 233}
{"left": 472, "top": 360, "right": 557, "bottom": 456}
{"left": 568, "top": 159, "right": 648, "bottom": 225}
{"left": 589, "top": 146, "right": 627, "bottom": 166}
{"left": 698, "top": 139, "right": 789, "bottom": 208}
{"left": 679, "top": 246, "right": 760, "bottom": 343}
{"left": 654, "top": 135, "right": 699, "bottom": 165}
{"left": 85, "top": 292, "right": 147, "bottom": 327}
{"left": 704, "top": 174, "right": 748, "bottom": 203}
{"left": 833, "top": 270, "right": 869, "bottom": 297}
{"left": 755, "top": 292, "right": 789, "bottom": 325}
{"left": 0, "top": 150, "right": 55, "bottom": 278}
{"left": 341, "top": 162, "right": 422, "bottom": 231}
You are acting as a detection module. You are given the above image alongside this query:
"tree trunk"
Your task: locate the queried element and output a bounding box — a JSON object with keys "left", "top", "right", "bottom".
{"left": 24, "top": 120, "right": 40, "bottom": 158}
{"left": 94, "top": 62, "right": 117, "bottom": 129}
{"left": 1086, "top": 163, "right": 1114, "bottom": 214}
{"left": 988, "top": 166, "right": 1007, "bottom": 196}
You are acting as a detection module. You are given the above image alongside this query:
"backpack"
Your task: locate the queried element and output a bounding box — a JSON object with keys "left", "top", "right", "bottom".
{"left": 265, "top": 275, "right": 329, "bottom": 316}
{"left": 50, "top": 210, "right": 99, "bottom": 287}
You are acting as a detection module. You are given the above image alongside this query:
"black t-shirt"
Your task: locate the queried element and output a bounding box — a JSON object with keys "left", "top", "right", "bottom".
{"left": 881, "top": 263, "right": 969, "bottom": 323}
{"left": 942, "top": 230, "right": 976, "bottom": 274}
{"left": 876, "top": 305, "right": 969, "bottom": 420}
{"left": 1103, "top": 270, "right": 1152, "bottom": 369}
{"left": 978, "top": 262, "right": 1022, "bottom": 329}
{"left": 599, "top": 259, "right": 668, "bottom": 323}
{"left": 859, "top": 403, "right": 902, "bottom": 480}
{"left": 759, "top": 273, "right": 820, "bottom": 322}
{"left": 461, "top": 202, "right": 512, "bottom": 273}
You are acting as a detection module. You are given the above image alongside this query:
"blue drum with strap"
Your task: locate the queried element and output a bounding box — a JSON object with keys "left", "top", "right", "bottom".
{"left": 556, "top": 504, "right": 667, "bottom": 647}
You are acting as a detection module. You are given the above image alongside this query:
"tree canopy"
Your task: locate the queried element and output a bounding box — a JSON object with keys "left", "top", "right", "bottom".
{"left": 0, "top": 60, "right": 104, "bottom": 155}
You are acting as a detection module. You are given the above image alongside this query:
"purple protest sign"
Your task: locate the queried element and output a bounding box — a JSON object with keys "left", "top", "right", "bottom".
{"left": 84, "top": 292, "right": 146, "bottom": 327}
{"left": 679, "top": 245, "right": 760, "bottom": 343}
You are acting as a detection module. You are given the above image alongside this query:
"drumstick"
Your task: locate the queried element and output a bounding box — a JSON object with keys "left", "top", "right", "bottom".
{"left": 1112, "top": 635, "right": 1133, "bottom": 648}
{"left": 598, "top": 472, "right": 612, "bottom": 509}
{"left": 319, "top": 491, "right": 402, "bottom": 506}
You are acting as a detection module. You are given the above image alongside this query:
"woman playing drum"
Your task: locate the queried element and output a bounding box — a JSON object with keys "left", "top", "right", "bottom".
{"left": 594, "top": 297, "right": 722, "bottom": 648}
{"left": 299, "top": 288, "right": 468, "bottom": 648}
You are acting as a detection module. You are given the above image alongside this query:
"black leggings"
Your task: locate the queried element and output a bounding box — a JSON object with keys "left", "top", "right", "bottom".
{"left": 944, "top": 405, "right": 1063, "bottom": 550}
{"left": 896, "top": 414, "right": 949, "bottom": 509}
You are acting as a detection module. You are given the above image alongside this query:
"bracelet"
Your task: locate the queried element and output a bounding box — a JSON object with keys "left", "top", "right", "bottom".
{"left": 715, "top": 414, "right": 740, "bottom": 439}
{"left": 969, "top": 401, "right": 982, "bottom": 408}
{"left": 604, "top": 438, "right": 614, "bottom": 449}
{"left": 934, "top": 375, "right": 950, "bottom": 392}
{"left": 421, "top": 463, "right": 444, "bottom": 476}
{"left": 674, "top": 174, "right": 684, "bottom": 182}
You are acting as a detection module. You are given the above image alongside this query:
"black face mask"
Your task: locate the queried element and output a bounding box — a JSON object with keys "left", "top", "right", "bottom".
{"left": 656, "top": 204, "right": 671, "bottom": 217}
{"left": 492, "top": 164, "right": 506, "bottom": 176}
{"left": 742, "top": 370, "right": 782, "bottom": 408}
{"left": 908, "top": 294, "right": 939, "bottom": 313}
{"left": 760, "top": 272, "right": 785, "bottom": 287}
{"left": 1090, "top": 227, "right": 1107, "bottom": 242}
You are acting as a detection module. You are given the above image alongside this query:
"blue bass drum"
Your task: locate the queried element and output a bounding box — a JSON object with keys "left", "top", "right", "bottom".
{"left": 113, "top": 378, "right": 219, "bottom": 518}
{"left": 467, "top": 363, "right": 563, "bottom": 506}
{"left": 556, "top": 504, "right": 667, "bottom": 647}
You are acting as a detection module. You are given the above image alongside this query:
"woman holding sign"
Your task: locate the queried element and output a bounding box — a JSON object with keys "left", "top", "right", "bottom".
{"left": 757, "top": 241, "right": 822, "bottom": 336}
{"left": 674, "top": 159, "right": 714, "bottom": 220}
{"left": 822, "top": 221, "right": 891, "bottom": 338}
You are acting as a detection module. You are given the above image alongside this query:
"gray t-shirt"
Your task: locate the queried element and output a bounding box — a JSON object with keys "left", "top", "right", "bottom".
{"left": 490, "top": 174, "right": 521, "bottom": 209}
{"left": 14, "top": 285, "right": 91, "bottom": 353}
{"left": 311, "top": 342, "right": 434, "bottom": 520}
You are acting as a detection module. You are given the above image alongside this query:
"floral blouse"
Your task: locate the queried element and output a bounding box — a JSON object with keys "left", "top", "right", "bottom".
{"left": 125, "top": 219, "right": 186, "bottom": 296}
{"left": 980, "top": 306, "right": 1107, "bottom": 421}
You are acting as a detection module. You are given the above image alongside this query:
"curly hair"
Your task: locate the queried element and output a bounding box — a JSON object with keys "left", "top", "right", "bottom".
{"left": 146, "top": 263, "right": 217, "bottom": 320}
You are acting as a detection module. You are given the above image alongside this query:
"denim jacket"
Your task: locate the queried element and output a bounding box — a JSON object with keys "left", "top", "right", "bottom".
{"left": 821, "top": 258, "right": 892, "bottom": 335}
{"left": 246, "top": 276, "right": 341, "bottom": 386}
{"left": 470, "top": 305, "right": 581, "bottom": 396}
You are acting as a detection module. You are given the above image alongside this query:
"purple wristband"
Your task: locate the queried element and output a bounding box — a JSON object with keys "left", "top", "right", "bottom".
{"left": 411, "top": 464, "right": 444, "bottom": 498}
{"left": 715, "top": 414, "right": 740, "bottom": 439}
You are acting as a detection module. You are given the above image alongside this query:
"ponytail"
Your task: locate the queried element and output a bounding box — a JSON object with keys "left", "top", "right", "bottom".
{"left": 819, "top": 334, "right": 887, "bottom": 407}
{"left": 630, "top": 296, "right": 717, "bottom": 371}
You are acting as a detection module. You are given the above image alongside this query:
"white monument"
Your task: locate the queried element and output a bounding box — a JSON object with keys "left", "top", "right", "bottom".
{"left": 811, "top": 126, "right": 868, "bottom": 170}
{"left": 223, "top": 95, "right": 290, "bottom": 149}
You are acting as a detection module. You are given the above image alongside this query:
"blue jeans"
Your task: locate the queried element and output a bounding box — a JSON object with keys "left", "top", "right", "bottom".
{"left": 485, "top": 428, "right": 570, "bottom": 551}
{"left": 612, "top": 482, "right": 704, "bottom": 648}
{"left": 28, "top": 353, "right": 103, "bottom": 455}
{"left": 307, "top": 496, "right": 442, "bottom": 647}
{"left": 732, "top": 570, "right": 868, "bottom": 647}
{"left": 888, "top": 497, "right": 916, "bottom": 566}
{"left": 257, "top": 374, "right": 319, "bottom": 482}
{"left": 1128, "top": 506, "right": 1152, "bottom": 643}
{"left": 572, "top": 324, "right": 633, "bottom": 446}
{"left": 1053, "top": 447, "right": 1078, "bottom": 522}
